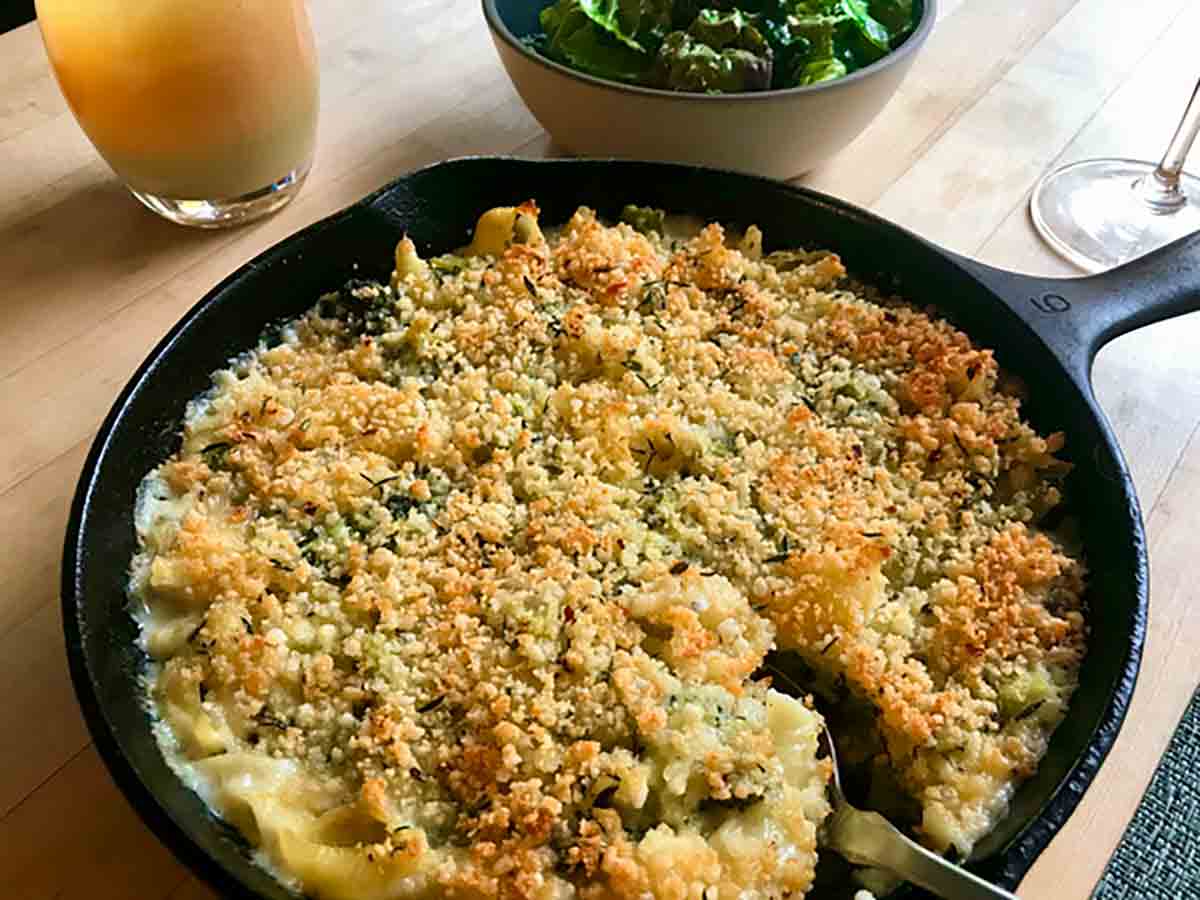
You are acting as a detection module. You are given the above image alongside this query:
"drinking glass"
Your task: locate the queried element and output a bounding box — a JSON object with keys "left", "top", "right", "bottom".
{"left": 36, "top": 0, "right": 320, "bottom": 228}
{"left": 1031, "top": 78, "right": 1200, "bottom": 272}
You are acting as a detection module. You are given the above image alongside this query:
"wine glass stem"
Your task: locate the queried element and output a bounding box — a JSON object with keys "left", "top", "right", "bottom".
{"left": 1141, "top": 78, "right": 1200, "bottom": 212}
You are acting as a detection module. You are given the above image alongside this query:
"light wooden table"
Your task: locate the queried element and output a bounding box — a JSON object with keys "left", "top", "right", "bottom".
{"left": 2, "top": 2, "right": 1198, "bottom": 898}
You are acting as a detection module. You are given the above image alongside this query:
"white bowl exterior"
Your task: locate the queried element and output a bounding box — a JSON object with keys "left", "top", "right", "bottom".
{"left": 492, "top": 37, "right": 919, "bottom": 179}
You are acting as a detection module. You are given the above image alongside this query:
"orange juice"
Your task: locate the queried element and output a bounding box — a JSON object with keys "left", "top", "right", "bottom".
{"left": 37, "top": 0, "right": 319, "bottom": 201}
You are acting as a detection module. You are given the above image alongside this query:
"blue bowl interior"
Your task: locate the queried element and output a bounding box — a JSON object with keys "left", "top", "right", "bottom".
{"left": 492, "top": 0, "right": 548, "bottom": 37}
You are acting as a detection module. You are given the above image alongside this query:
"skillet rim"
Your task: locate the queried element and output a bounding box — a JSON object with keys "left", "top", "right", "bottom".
{"left": 61, "top": 155, "right": 1146, "bottom": 899}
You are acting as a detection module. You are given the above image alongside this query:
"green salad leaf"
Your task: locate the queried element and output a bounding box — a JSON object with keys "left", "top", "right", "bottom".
{"left": 689, "top": 8, "right": 768, "bottom": 51}
{"left": 841, "top": 0, "right": 890, "bottom": 55}
{"left": 784, "top": 0, "right": 841, "bottom": 15}
{"left": 671, "top": 0, "right": 744, "bottom": 29}
{"left": 796, "top": 55, "right": 847, "bottom": 84}
{"left": 530, "top": 0, "right": 919, "bottom": 92}
{"left": 650, "top": 9, "right": 773, "bottom": 91}
{"left": 867, "top": 0, "right": 915, "bottom": 36}
{"left": 780, "top": 10, "right": 839, "bottom": 83}
{"left": 539, "top": 0, "right": 657, "bottom": 81}
{"left": 650, "top": 31, "right": 772, "bottom": 92}
{"left": 578, "top": 0, "right": 675, "bottom": 50}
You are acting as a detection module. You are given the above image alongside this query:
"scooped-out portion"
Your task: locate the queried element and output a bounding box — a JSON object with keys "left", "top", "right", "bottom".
{"left": 131, "top": 199, "right": 1085, "bottom": 899}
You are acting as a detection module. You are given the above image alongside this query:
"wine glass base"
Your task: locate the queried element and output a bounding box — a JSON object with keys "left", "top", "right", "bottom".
{"left": 129, "top": 164, "right": 311, "bottom": 229}
{"left": 1030, "top": 158, "right": 1200, "bottom": 272}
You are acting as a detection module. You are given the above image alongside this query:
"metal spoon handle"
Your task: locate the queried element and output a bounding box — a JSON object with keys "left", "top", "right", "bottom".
{"left": 827, "top": 806, "right": 1020, "bottom": 900}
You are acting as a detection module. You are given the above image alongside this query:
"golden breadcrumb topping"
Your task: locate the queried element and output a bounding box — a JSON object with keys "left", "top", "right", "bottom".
{"left": 133, "top": 202, "right": 1085, "bottom": 899}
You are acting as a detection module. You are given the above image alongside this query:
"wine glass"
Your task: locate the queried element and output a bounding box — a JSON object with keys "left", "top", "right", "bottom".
{"left": 1030, "top": 78, "right": 1200, "bottom": 272}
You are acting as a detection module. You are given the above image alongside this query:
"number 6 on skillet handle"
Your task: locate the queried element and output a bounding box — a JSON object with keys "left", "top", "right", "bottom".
{"left": 955, "top": 231, "right": 1200, "bottom": 394}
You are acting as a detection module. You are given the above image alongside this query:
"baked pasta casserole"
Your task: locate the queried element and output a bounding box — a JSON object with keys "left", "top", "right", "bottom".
{"left": 132, "top": 202, "right": 1087, "bottom": 900}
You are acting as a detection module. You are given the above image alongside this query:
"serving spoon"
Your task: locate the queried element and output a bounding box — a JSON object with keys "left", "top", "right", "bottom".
{"left": 819, "top": 725, "right": 1020, "bottom": 900}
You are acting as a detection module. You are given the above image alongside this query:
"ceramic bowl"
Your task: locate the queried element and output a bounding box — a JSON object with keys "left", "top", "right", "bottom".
{"left": 483, "top": 0, "right": 937, "bottom": 179}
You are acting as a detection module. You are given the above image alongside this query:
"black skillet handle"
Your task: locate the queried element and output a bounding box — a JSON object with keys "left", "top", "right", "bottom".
{"left": 954, "top": 231, "right": 1200, "bottom": 387}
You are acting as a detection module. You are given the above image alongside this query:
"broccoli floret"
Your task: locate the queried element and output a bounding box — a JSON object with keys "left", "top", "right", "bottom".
{"left": 620, "top": 204, "right": 667, "bottom": 235}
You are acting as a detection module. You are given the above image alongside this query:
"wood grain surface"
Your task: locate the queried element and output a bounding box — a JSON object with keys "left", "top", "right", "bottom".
{"left": 1, "top": 2, "right": 1197, "bottom": 898}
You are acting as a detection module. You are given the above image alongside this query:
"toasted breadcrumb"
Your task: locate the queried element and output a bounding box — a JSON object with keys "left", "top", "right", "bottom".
{"left": 134, "top": 204, "right": 1085, "bottom": 899}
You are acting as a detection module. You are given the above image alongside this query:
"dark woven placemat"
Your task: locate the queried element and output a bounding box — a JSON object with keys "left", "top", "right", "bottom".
{"left": 1092, "top": 687, "right": 1200, "bottom": 899}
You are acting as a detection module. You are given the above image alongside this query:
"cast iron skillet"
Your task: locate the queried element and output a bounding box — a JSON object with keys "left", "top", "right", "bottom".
{"left": 62, "top": 157, "right": 1200, "bottom": 899}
